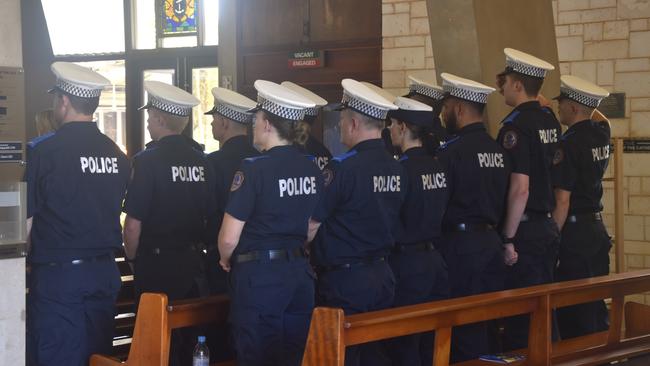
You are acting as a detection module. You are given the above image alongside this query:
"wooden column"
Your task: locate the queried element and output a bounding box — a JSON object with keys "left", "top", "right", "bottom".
{"left": 425, "top": 0, "right": 560, "bottom": 135}
{"left": 614, "top": 138, "right": 625, "bottom": 273}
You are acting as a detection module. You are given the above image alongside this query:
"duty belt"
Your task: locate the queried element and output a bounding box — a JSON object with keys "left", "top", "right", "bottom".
{"left": 140, "top": 244, "right": 201, "bottom": 256}
{"left": 444, "top": 223, "right": 494, "bottom": 232}
{"left": 520, "top": 211, "right": 552, "bottom": 223}
{"left": 32, "top": 253, "right": 113, "bottom": 268}
{"left": 317, "top": 257, "right": 386, "bottom": 273}
{"left": 233, "top": 247, "right": 305, "bottom": 264}
{"left": 566, "top": 212, "right": 602, "bottom": 224}
{"left": 393, "top": 242, "right": 435, "bottom": 253}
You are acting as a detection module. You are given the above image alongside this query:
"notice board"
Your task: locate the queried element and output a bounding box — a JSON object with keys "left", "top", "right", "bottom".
{"left": 0, "top": 67, "right": 26, "bottom": 181}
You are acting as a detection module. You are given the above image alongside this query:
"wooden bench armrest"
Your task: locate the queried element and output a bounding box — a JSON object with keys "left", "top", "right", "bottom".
{"left": 89, "top": 354, "right": 124, "bottom": 366}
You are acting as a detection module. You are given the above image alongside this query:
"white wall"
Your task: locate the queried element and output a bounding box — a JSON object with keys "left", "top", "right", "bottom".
{"left": 0, "top": 0, "right": 26, "bottom": 365}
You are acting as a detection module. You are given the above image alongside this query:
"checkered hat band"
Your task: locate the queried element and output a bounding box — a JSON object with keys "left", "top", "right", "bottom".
{"left": 215, "top": 104, "right": 251, "bottom": 123}
{"left": 410, "top": 84, "right": 444, "bottom": 100}
{"left": 56, "top": 79, "right": 102, "bottom": 98}
{"left": 304, "top": 107, "right": 319, "bottom": 117}
{"left": 150, "top": 95, "right": 192, "bottom": 116}
{"left": 506, "top": 60, "right": 547, "bottom": 78}
{"left": 560, "top": 87, "right": 601, "bottom": 108}
{"left": 342, "top": 92, "right": 388, "bottom": 120}
{"left": 257, "top": 95, "right": 306, "bottom": 121}
{"left": 444, "top": 85, "right": 489, "bottom": 104}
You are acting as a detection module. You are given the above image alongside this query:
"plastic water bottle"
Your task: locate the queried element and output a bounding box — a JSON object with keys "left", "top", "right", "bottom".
{"left": 192, "top": 335, "right": 210, "bottom": 366}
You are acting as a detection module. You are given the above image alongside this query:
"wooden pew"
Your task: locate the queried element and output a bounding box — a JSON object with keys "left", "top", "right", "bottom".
{"left": 90, "top": 293, "right": 233, "bottom": 366}
{"left": 302, "top": 270, "right": 650, "bottom": 366}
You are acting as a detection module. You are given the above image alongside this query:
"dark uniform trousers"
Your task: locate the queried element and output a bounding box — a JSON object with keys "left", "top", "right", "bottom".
{"left": 317, "top": 261, "right": 395, "bottom": 366}
{"left": 556, "top": 219, "right": 611, "bottom": 339}
{"left": 229, "top": 258, "right": 315, "bottom": 366}
{"left": 134, "top": 247, "right": 208, "bottom": 366}
{"left": 438, "top": 231, "right": 506, "bottom": 363}
{"left": 386, "top": 246, "right": 449, "bottom": 366}
{"left": 503, "top": 217, "right": 560, "bottom": 351}
{"left": 27, "top": 257, "right": 121, "bottom": 366}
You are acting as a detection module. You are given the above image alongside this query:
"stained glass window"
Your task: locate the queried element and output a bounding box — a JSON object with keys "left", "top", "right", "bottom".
{"left": 163, "top": 0, "right": 198, "bottom": 35}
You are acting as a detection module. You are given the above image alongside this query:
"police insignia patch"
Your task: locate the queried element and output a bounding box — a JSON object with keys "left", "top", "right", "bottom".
{"left": 322, "top": 168, "right": 334, "bottom": 187}
{"left": 231, "top": 171, "right": 245, "bottom": 191}
{"left": 553, "top": 148, "right": 564, "bottom": 165}
{"left": 503, "top": 130, "right": 518, "bottom": 149}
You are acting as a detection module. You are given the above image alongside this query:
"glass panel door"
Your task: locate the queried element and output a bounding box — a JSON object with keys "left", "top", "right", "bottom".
{"left": 142, "top": 69, "right": 176, "bottom": 146}
{"left": 191, "top": 67, "right": 219, "bottom": 153}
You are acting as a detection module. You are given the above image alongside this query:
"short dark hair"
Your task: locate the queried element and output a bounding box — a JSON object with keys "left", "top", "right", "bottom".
{"left": 448, "top": 96, "right": 485, "bottom": 115}
{"left": 61, "top": 92, "right": 100, "bottom": 115}
{"left": 509, "top": 73, "right": 544, "bottom": 97}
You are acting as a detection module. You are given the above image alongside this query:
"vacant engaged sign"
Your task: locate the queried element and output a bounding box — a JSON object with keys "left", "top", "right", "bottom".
{"left": 288, "top": 50, "right": 324, "bottom": 69}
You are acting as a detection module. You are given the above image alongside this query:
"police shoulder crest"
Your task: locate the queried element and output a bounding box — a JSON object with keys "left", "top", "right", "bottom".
{"left": 231, "top": 171, "right": 245, "bottom": 191}
{"left": 322, "top": 168, "right": 335, "bottom": 187}
{"left": 553, "top": 148, "right": 564, "bottom": 165}
{"left": 503, "top": 129, "right": 518, "bottom": 149}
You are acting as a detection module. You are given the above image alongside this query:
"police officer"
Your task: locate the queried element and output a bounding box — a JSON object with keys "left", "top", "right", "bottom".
{"left": 436, "top": 73, "right": 510, "bottom": 362}
{"left": 385, "top": 96, "right": 450, "bottom": 366}
{"left": 405, "top": 76, "right": 449, "bottom": 147}
{"left": 26, "top": 62, "right": 130, "bottom": 366}
{"left": 495, "top": 48, "right": 562, "bottom": 350}
{"left": 281, "top": 81, "right": 333, "bottom": 170}
{"left": 122, "top": 81, "right": 215, "bottom": 365}
{"left": 360, "top": 82, "right": 401, "bottom": 156}
{"left": 308, "top": 79, "right": 406, "bottom": 366}
{"left": 552, "top": 75, "right": 612, "bottom": 339}
{"left": 217, "top": 80, "right": 322, "bottom": 366}
{"left": 204, "top": 87, "right": 259, "bottom": 294}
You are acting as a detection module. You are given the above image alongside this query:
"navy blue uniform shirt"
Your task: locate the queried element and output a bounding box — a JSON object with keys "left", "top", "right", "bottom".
{"left": 206, "top": 135, "right": 259, "bottom": 244}
{"left": 553, "top": 120, "right": 611, "bottom": 214}
{"left": 26, "top": 122, "right": 130, "bottom": 263}
{"left": 225, "top": 145, "right": 323, "bottom": 255}
{"left": 397, "top": 147, "right": 449, "bottom": 243}
{"left": 497, "top": 101, "right": 562, "bottom": 213}
{"left": 311, "top": 138, "right": 407, "bottom": 266}
{"left": 123, "top": 134, "right": 216, "bottom": 249}
{"left": 301, "top": 134, "right": 332, "bottom": 170}
{"left": 437, "top": 122, "right": 511, "bottom": 226}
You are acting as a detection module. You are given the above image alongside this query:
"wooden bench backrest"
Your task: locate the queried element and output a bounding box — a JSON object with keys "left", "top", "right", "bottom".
{"left": 125, "top": 293, "right": 230, "bottom": 366}
{"left": 302, "top": 269, "right": 650, "bottom": 366}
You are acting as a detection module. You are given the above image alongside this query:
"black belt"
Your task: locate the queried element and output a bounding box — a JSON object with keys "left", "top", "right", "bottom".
{"left": 444, "top": 223, "right": 494, "bottom": 232}
{"left": 233, "top": 247, "right": 305, "bottom": 264}
{"left": 520, "top": 211, "right": 552, "bottom": 222}
{"left": 140, "top": 244, "right": 201, "bottom": 256}
{"left": 566, "top": 212, "right": 602, "bottom": 224}
{"left": 318, "top": 257, "right": 386, "bottom": 273}
{"left": 33, "top": 253, "right": 113, "bottom": 268}
{"left": 393, "top": 242, "right": 435, "bottom": 253}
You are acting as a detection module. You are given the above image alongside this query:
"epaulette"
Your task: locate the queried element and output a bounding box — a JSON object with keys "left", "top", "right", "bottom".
{"left": 332, "top": 149, "right": 358, "bottom": 163}
{"left": 243, "top": 155, "right": 270, "bottom": 163}
{"left": 398, "top": 155, "right": 409, "bottom": 162}
{"left": 437, "top": 136, "right": 460, "bottom": 152}
{"left": 304, "top": 154, "right": 316, "bottom": 162}
{"left": 27, "top": 132, "right": 55, "bottom": 148}
{"left": 501, "top": 110, "right": 521, "bottom": 125}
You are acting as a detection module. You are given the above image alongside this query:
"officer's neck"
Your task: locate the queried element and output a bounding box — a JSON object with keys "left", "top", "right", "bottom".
{"left": 512, "top": 94, "right": 538, "bottom": 108}
{"left": 564, "top": 113, "right": 592, "bottom": 128}
{"left": 60, "top": 111, "right": 93, "bottom": 124}
{"left": 347, "top": 129, "right": 382, "bottom": 149}
{"left": 219, "top": 129, "right": 247, "bottom": 145}
{"left": 155, "top": 130, "right": 180, "bottom": 141}
{"left": 401, "top": 139, "right": 421, "bottom": 153}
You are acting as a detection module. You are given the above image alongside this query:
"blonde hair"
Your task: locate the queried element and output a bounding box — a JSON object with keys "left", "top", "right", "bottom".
{"left": 152, "top": 108, "right": 190, "bottom": 133}
{"left": 35, "top": 109, "right": 57, "bottom": 136}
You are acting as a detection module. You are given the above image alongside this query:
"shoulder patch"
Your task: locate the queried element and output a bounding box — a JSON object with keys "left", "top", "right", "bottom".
{"left": 27, "top": 132, "right": 55, "bottom": 148}
{"left": 502, "top": 130, "right": 518, "bottom": 149}
{"left": 553, "top": 148, "right": 564, "bottom": 165}
{"left": 230, "top": 171, "right": 245, "bottom": 191}
{"left": 243, "top": 155, "right": 270, "bottom": 163}
{"left": 437, "top": 136, "right": 460, "bottom": 152}
{"left": 332, "top": 149, "right": 358, "bottom": 163}
{"left": 501, "top": 110, "right": 521, "bottom": 125}
{"left": 322, "top": 168, "right": 335, "bottom": 187}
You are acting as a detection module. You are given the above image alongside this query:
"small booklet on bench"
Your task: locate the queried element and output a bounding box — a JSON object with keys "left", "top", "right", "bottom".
{"left": 478, "top": 353, "right": 526, "bottom": 364}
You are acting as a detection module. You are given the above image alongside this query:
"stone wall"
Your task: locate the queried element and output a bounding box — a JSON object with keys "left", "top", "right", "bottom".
{"left": 382, "top": 0, "right": 650, "bottom": 300}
